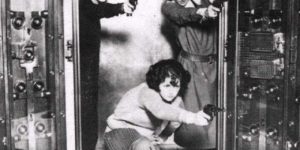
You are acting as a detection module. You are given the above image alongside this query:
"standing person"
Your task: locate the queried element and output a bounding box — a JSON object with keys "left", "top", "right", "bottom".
{"left": 79, "top": 0, "right": 135, "bottom": 150}
{"left": 103, "top": 59, "right": 211, "bottom": 150}
{"left": 162, "top": 0, "right": 220, "bottom": 149}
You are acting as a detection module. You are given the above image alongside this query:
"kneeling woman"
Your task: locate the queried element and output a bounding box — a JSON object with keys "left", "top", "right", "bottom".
{"left": 104, "top": 59, "right": 211, "bottom": 150}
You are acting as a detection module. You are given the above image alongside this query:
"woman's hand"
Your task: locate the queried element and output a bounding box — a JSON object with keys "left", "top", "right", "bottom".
{"left": 149, "top": 135, "right": 167, "bottom": 145}
{"left": 122, "top": 0, "right": 135, "bottom": 14}
{"left": 90, "top": 0, "right": 135, "bottom": 15}
{"left": 192, "top": 110, "right": 211, "bottom": 126}
{"left": 179, "top": 110, "right": 210, "bottom": 126}
{"left": 204, "top": 5, "right": 220, "bottom": 18}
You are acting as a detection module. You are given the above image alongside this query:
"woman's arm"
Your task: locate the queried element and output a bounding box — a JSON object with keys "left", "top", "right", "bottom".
{"left": 139, "top": 89, "right": 184, "bottom": 121}
{"left": 81, "top": 0, "right": 124, "bottom": 20}
{"left": 161, "top": 0, "right": 205, "bottom": 25}
{"left": 139, "top": 88, "right": 210, "bottom": 125}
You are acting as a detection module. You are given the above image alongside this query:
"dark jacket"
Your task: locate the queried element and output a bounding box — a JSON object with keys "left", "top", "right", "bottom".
{"left": 80, "top": 0, "right": 124, "bottom": 55}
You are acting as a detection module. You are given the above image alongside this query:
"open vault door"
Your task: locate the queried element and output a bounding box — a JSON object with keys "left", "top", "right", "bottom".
{"left": 220, "top": 0, "right": 300, "bottom": 150}
{"left": 0, "top": 0, "right": 80, "bottom": 149}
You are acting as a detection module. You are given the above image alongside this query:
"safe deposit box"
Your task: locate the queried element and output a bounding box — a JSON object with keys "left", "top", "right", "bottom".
{"left": 220, "top": 0, "right": 300, "bottom": 150}
{"left": 0, "top": 0, "right": 78, "bottom": 150}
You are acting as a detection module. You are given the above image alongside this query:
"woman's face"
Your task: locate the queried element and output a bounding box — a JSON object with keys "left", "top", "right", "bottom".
{"left": 159, "top": 77, "right": 181, "bottom": 102}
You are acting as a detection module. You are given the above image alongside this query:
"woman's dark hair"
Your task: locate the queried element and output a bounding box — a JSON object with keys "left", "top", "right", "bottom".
{"left": 146, "top": 59, "right": 191, "bottom": 96}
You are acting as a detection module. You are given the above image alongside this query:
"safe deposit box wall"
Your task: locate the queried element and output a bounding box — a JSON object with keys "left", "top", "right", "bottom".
{"left": 224, "top": 0, "right": 300, "bottom": 150}
{"left": 0, "top": 0, "right": 70, "bottom": 149}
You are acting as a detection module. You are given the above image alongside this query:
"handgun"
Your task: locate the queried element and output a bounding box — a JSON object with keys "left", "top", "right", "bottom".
{"left": 126, "top": 0, "right": 138, "bottom": 16}
{"left": 211, "top": 0, "right": 228, "bottom": 8}
{"left": 203, "top": 104, "right": 225, "bottom": 121}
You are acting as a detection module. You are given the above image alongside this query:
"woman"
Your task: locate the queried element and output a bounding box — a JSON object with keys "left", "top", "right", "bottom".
{"left": 103, "top": 59, "right": 211, "bottom": 150}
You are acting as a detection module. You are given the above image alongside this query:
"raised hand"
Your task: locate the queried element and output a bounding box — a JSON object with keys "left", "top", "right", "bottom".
{"left": 123, "top": 0, "right": 135, "bottom": 15}
{"left": 205, "top": 5, "right": 220, "bottom": 18}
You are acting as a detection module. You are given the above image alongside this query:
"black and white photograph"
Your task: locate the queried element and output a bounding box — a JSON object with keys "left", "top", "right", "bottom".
{"left": 0, "top": 0, "right": 299, "bottom": 150}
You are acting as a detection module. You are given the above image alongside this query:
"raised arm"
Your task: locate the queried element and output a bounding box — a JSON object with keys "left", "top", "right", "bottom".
{"left": 161, "top": 0, "right": 204, "bottom": 25}
{"left": 161, "top": 0, "right": 220, "bottom": 25}
{"left": 81, "top": 0, "right": 125, "bottom": 20}
{"left": 139, "top": 88, "right": 210, "bottom": 126}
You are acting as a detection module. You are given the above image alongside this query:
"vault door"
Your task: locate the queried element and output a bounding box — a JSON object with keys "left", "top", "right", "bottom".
{"left": 224, "top": 0, "right": 300, "bottom": 150}
{"left": 0, "top": 0, "right": 69, "bottom": 149}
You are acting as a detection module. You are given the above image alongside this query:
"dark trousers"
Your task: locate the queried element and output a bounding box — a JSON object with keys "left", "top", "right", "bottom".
{"left": 80, "top": 46, "right": 100, "bottom": 150}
